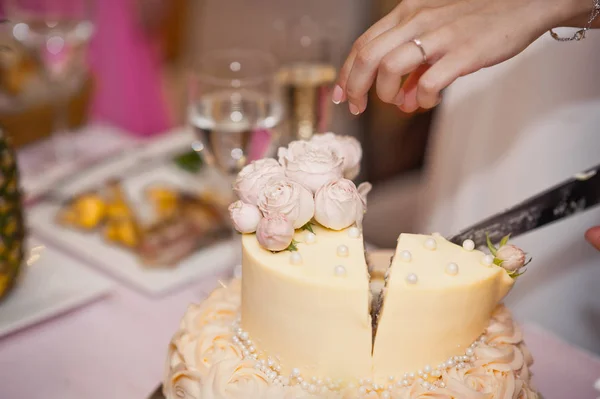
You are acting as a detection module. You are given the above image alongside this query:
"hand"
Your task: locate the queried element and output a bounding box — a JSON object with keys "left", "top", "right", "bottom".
{"left": 585, "top": 226, "right": 600, "bottom": 251}
{"left": 332, "top": 0, "right": 593, "bottom": 114}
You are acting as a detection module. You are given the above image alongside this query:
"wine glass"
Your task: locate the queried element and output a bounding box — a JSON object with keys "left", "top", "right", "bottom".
{"left": 188, "top": 48, "right": 283, "bottom": 186}
{"left": 272, "top": 16, "right": 339, "bottom": 142}
{"left": 4, "top": 0, "right": 94, "bottom": 165}
{"left": 188, "top": 48, "right": 283, "bottom": 277}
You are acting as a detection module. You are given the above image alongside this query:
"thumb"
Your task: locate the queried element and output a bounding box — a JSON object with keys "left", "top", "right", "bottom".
{"left": 585, "top": 226, "right": 600, "bottom": 251}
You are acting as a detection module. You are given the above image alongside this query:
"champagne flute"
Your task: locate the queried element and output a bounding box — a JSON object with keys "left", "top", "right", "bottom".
{"left": 5, "top": 0, "right": 94, "bottom": 166}
{"left": 273, "top": 16, "right": 339, "bottom": 142}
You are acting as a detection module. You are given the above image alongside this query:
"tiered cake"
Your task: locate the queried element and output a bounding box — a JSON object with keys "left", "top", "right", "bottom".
{"left": 163, "top": 133, "right": 538, "bottom": 399}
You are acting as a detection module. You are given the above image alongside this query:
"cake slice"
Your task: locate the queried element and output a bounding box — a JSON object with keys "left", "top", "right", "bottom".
{"left": 372, "top": 233, "right": 514, "bottom": 382}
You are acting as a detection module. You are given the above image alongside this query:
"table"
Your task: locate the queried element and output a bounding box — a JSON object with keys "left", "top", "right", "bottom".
{"left": 1, "top": 126, "right": 599, "bottom": 399}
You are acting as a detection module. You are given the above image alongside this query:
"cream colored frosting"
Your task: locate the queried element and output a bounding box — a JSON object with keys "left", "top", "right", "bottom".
{"left": 373, "top": 234, "right": 515, "bottom": 381}
{"left": 241, "top": 225, "right": 372, "bottom": 380}
{"left": 163, "top": 279, "right": 538, "bottom": 399}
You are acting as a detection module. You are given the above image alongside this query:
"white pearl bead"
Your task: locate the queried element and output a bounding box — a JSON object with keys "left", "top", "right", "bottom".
{"left": 400, "top": 250, "right": 412, "bottom": 261}
{"left": 358, "top": 386, "right": 367, "bottom": 394}
{"left": 337, "top": 244, "right": 349, "bottom": 257}
{"left": 445, "top": 262, "right": 459, "bottom": 276}
{"left": 240, "top": 331, "right": 249, "bottom": 340}
{"left": 422, "top": 381, "right": 431, "bottom": 389}
{"left": 408, "top": 372, "right": 415, "bottom": 379}
{"left": 291, "top": 368, "right": 301, "bottom": 377}
{"left": 439, "top": 381, "right": 446, "bottom": 388}
{"left": 432, "top": 369, "right": 441, "bottom": 377}
{"left": 424, "top": 237, "right": 437, "bottom": 250}
{"left": 462, "top": 239, "right": 475, "bottom": 251}
{"left": 423, "top": 365, "right": 432, "bottom": 373}
{"left": 406, "top": 273, "right": 418, "bottom": 284}
{"left": 381, "top": 391, "right": 391, "bottom": 399}
{"left": 304, "top": 231, "right": 316, "bottom": 244}
{"left": 348, "top": 227, "right": 361, "bottom": 238}
{"left": 388, "top": 375, "right": 396, "bottom": 381}
{"left": 482, "top": 254, "right": 495, "bottom": 266}
{"left": 334, "top": 265, "right": 347, "bottom": 276}
{"left": 301, "top": 381, "right": 309, "bottom": 390}
{"left": 290, "top": 252, "right": 302, "bottom": 265}
{"left": 308, "top": 384, "right": 317, "bottom": 393}
{"left": 465, "top": 348, "right": 474, "bottom": 356}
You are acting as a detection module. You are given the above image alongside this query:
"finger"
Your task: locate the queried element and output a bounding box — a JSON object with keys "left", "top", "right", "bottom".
{"left": 398, "top": 65, "right": 430, "bottom": 113}
{"left": 585, "top": 226, "right": 600, "bottom": 251}
{"left": 334, "top": 6, "right": 404, "bottom": 104}
{"left": 345, "top": 6, "right": 457, "bottom": 112}
{"left": 416, "top": 46, "right": 485, "bottom": 109}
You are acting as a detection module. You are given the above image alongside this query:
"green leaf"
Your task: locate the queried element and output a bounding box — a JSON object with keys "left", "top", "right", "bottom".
{"left": 499, "top": 234, "right": 511, "bottom": 247}
{"left": 508, "top": 268, "right": 527, "bottom": 279}
{"left": 301, "top": 222, "right": 315, "bottom": 234}
{"left": 486, "top": 233, "right": 497, "bottom": 256}
{"left": 286, "top": 239, "right": 299, "bottom": 252}
{"left": 493, "top": 258, "right": 503, "bottom": 266}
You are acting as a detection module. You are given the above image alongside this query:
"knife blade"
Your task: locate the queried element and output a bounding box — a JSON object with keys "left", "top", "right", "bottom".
{"left": 447, "top": 163, "right": 600, "bottom": 247}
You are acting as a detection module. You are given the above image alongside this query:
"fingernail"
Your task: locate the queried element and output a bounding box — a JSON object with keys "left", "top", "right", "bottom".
{"left": 332, "top": 85, "right": 344, "bottom": 104}
{"left": 349, "top": 103, "right": 360, "bottom": 115}
{"left": 393, "top": 89, "right": 405, "bottom": 105}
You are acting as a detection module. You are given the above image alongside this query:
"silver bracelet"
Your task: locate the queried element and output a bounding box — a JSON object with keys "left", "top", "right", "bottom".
{"left": 550, "top": 0, "right": 600, "bottom": 41}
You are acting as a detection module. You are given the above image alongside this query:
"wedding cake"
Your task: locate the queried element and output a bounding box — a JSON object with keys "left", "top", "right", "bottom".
{"left": 163, "top": 133, "right": 538, "bottom": 399}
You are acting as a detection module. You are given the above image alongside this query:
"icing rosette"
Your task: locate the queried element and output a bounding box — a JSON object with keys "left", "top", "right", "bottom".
{"left": 164, "top": 281, "right": 538, "bottom": 399}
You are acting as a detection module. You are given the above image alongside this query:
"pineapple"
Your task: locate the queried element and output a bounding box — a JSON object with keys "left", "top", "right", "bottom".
{"left": 0, "top": 129, "right": 25, "bottom": 300}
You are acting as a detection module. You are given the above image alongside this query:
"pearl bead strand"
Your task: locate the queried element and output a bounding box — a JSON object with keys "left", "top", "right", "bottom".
{"left": 230, "top": 317, "right": 486, "bottom": 396}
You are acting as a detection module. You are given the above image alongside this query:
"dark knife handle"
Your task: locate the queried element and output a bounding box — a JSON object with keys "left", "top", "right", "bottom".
{"left": 448, "top": 164, "right": 600, "bottom": 247}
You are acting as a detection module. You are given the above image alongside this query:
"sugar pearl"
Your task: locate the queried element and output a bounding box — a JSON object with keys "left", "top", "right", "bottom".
{"left": 445, "top": 262, "right": 459, "bottom": 276}
{"left": 305, "top": 231, "right": 316, "bottom": 244}
{"left": 439, "top": 382, "right": 446, "bottom": 389}
{"left": 406, "top": 273, "right": 418, "bottom": 284}
{"left": 400, "top": 250, "right": 412, "bottom": 261}
{"left": 291, "top": 368, "right": 301, "bottom": 377}
{"left": 301, "top": 381, "right": 309, "bottom": 390}
{"left": 348, "top": 227, "right": 361, "bottom": 238}
{"left": 424, "top": 238, "right": 437, "bottom": 250}
{"left": 337, "top": 245, "right": 349, "bottom": 257}
{"left": 290, "top": 252, "right": 302, "bottom": 265}
{"left": 482, "top": 254, "right": 495, "bottom": 266}
{"left": 423, "top": 365, "right": 432, "bottom": 373}
{"left": 462, "top": 239, "right": 475, "bottom": 251}
{"left": 308, "top": 384, "right": 317, "bottom": 394}
{"left": 334, "top": 265, "right": 347, "bottom": 276}
{"left": 381, "top": 391, "right": 391, "bottom": 399}
{"left": 358, "top": 386, "right": 367, "bottom": 394}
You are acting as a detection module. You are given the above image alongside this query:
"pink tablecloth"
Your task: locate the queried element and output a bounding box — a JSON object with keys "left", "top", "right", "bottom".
{"left": 0, "top": 267, "right": 599, "bottom": 399}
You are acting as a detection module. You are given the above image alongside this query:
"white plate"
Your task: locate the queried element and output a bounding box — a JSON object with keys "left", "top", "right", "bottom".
{"left": 27, "top": 130, "right": 238, "bottom": 295}
{"left": 0, "top": 237, "right": 113, "bottom": 338}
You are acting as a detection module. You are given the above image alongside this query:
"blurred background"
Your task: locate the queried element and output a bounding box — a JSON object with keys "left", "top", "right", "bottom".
{"left": 0, "top": 1, "right": 599, "bottom": 398}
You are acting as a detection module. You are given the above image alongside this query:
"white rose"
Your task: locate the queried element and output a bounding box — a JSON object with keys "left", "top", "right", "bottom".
{"left": 278, "top": 140, "right": 343, "bottom": 193}
{"left": 314, "top": 179, "right": 366, "bottom": 230}
{"left": 257, "top": 178, "right": 314, "bottom": 228}
{"left": 233, "top": 159, "right": 285, "bottom": 205}
{"left": 310, "top": 132, "right": 363, "bottom": 179}
{"left": 228, "top": 201, "right": 262, "bottom": 233}
{"left": 255, "top": 213, "right": 295, "bottom": 252}
{"left": 496, "top": 244, "right": 527, "bottom": 272}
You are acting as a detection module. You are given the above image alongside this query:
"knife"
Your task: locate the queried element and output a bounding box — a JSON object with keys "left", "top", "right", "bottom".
{"left": 447, "top": 163, "right": 600, "bottom": 247}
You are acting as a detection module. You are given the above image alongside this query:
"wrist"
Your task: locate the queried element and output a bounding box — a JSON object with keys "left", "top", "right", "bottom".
{"left": 552, "top": 0, "right": 599, "bottom": 28}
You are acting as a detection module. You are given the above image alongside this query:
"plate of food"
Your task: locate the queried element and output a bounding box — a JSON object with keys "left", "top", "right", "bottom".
{"left": 27, "top": 137, "right": 237, "bottom": 295}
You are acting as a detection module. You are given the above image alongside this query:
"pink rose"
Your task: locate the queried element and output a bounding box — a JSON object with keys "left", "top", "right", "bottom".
{"left": 228, "top": 201, "right": 262, "bottom": 233}
{"left": 314, "top": 179, "right": 366, "bottom": 230}
{"left": 233, "top": 159, "right": 285, "bottom": 205}
{"left": 256, "top": 214, "right": 294, "bottom": 251}
{"left": 278, "top": 140, "right": 343, "bottom": 193}
{"left": 496, "top": 244, "right": 526, "bottom": 272}
{"left": 257, "top": 178, "right": 314, "bottom": 228}
{"left": 310, "top": 132, "right": 363, "bottom": 180}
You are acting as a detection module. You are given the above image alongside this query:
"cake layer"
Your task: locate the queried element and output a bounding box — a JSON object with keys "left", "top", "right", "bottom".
{"left": 163, "top": 278, "right": 537, "bottom": 399}
{"left": 372, "top": 234, "right": 514, "bottom": 382}
{"left": 241, "top": 225, "right": 372, "bottom": 380}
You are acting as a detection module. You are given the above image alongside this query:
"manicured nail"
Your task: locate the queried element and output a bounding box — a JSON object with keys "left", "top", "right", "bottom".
{"left": 349, "top": 103, "right": 360, "bottom": 115}
{"left": 332, "top": 85, "right": 344, "bottom": 104}
{"left": 393, "top": 89, "right": 405, "bottom": 105}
